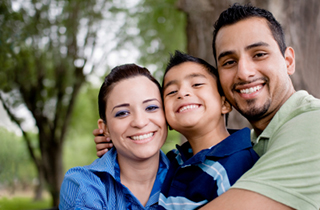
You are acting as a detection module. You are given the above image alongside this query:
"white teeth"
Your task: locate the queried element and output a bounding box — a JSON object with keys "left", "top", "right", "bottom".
{"left": 240, "top": 86, "right": 262, "bottom": 94}
{"left": 131, "top": 132, "right": 154, "bottom": 141}
{"left": 179, "top": 105, "right": 198, "bottom": 113}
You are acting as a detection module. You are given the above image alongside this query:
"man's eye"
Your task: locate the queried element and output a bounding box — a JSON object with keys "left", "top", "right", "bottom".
{"left": 222, "top": 60, "right": 236, "bottom": 67}
{"left": 115, "top": 111, "right": 129, "bottom": 118}
{"left": 254, "top": 52, "right": 267, "bottom": 58}
{"left": 146, "top": 105, "right": 159, "bottom": 112}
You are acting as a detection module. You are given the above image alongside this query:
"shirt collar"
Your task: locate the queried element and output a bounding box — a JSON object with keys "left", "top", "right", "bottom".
{"left": 176, "top": 127, "right": 252, "bottom": 165}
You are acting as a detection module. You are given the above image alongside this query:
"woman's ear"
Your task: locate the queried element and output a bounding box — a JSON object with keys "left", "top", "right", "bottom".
{"left": 221, "top": 96, "right": 232, "bottom": 114}
{"left": 97, "top": 119, "right": 109, "bottom": 136}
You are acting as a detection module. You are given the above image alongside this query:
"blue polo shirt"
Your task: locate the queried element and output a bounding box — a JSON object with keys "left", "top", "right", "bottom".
{"left": 158, "top": 127, "right": 259, "bottom": 209}
{"left": 59, "top": 148, "right": 169, "bottom": 210}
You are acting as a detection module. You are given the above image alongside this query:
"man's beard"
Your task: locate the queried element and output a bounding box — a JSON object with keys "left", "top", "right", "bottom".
{"left": 237, "top": 98, "right": 271, "bottom": 121}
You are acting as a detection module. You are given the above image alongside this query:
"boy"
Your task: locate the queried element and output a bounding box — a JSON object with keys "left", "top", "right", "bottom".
{"left": 94, "top": 51, "right": 259, "bottom": 209}
{"left": 157, "top": 51, "right": 258, "bottom": 209}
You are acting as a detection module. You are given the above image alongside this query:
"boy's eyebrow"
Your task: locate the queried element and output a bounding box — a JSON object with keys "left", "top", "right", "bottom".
{"left": 163, "top": 73, "right": 207, "bottom": 91}
{"left": 112, "top": 98, "right": 160, "bottom": 111}
{"left": 217, "top": 41, "right": 269, "bottom": 61}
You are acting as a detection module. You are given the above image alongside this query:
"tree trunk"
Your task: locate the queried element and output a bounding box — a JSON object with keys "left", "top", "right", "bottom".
{"left": 177, "top": 0, "right": 320, "bottom": 129}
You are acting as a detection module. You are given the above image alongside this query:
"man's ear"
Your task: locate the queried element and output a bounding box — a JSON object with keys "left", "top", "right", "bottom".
{"left": 285, "top": 47, "right": 295, "bottom": 76}
{"left": 98, "top": 119, "right": 109, "bottom": 136}
{"left": 221, "top": 96, "right": 232, "bottom": 114}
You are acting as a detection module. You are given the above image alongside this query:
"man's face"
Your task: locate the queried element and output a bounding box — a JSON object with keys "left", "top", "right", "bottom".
{"left": 215, "top": 17, "right": 295, "bottom": 123}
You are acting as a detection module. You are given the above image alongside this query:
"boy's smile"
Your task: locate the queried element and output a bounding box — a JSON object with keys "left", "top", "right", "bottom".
{"left": 163, "top": 62, "right": 231, "bottom": 138}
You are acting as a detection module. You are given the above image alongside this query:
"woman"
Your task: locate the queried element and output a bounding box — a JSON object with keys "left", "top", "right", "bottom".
{"left": 59, "top": 64, "right": 169, "bottom": 209}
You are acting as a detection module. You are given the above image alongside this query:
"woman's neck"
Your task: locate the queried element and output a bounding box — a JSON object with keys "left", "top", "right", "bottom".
{"left": 117, "top": 152, "right": 160, "bottom": 207}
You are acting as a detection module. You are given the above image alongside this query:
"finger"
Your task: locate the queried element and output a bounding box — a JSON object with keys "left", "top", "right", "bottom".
{"left": 97, "top": 149, "right": 108, "bottom": 158}
{"left": 96, "top": 143, "right": 113, "bottom": 151}
{"left": 94, "top": 136, "right": 108, "bottom": 144}
{"left": 93, "top": 129, "right": 104, "bottom": 136}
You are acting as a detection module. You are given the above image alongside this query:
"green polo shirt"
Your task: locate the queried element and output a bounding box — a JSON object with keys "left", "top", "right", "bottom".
{"left": 232, "top": 91, "right": 320, "bottom": 210}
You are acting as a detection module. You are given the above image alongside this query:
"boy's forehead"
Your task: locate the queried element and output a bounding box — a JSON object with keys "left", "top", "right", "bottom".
{"left": 163, "top": 62, "right": 217, "bottom": 86}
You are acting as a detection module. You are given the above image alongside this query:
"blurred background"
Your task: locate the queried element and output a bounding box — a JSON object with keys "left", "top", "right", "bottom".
{"left": 1, "top": 0, "right": 320, "bottom": 209}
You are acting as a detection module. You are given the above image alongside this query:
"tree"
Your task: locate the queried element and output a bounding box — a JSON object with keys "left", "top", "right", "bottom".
{"left": 177, "top": 0, "right": 320, "bottom": 128}
{"left": 0, "top": 0, "right": 110, "bottom": 206}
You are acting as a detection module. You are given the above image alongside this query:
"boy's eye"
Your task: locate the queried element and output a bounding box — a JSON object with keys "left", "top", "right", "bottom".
{"left": 193, "top": 83, "right": 204, "bottom": 87}
{"left": 115, "top": 110, "right": 129, "bottom": 118}
{"left": 166, "top": 90, "right": 177, "bottom": 96}
{"left": 146, "top": 105, "right": 159, "bottom": 112}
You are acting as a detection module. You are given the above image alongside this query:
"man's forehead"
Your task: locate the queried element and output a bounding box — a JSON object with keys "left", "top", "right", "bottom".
{"left": 215, "top": 17, "right": 272, "bottom": 51}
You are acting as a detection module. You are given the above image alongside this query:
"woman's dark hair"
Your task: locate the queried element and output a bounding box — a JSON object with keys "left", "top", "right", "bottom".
{"left": 98, "top": 64, "right": 161, "bottom": 123}
{"left": 212, "top": 3, "right": 287, "bottom": 63}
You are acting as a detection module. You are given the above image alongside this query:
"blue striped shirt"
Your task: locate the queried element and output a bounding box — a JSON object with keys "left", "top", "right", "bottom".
{"left": 158, "top": 128, "right": 259, "bottom": 209}
{"left": 59, "top": 148, "right": 169, "bottom": 210}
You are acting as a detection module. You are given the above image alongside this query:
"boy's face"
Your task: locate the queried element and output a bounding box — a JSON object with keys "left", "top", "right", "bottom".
{"left": 163, "top": 62, "right": 231, "bottom": 135}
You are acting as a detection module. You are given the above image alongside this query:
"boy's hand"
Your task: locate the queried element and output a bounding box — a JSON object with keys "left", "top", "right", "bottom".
{"left": 93, "top": 129, "right": 113, "bottom": 158}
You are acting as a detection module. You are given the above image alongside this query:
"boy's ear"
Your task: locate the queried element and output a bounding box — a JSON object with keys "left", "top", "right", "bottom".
{"left": 221, "top": 96, "right": 232, "bottom": 114}
{"left": 98, "top": 119, "right": 109, "bottom": 136}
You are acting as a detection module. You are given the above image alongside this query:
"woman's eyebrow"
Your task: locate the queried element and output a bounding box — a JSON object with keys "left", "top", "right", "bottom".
{"left": 143, "top": 98, "right": 160, "bottom": 104}
{"left": 112, "top": 103, "right": 129, "bottom": 112}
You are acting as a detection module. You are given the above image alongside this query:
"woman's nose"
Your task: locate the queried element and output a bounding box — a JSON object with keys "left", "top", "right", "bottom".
{"left": 130, "top": 111, "right": 149, "bottom": 128}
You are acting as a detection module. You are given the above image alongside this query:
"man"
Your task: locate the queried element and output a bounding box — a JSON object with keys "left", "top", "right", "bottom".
{"left": 200, "top": 3, "right": 320, "bottom": 210}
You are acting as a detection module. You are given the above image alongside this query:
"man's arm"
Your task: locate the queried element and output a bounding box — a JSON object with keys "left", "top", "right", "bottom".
{"left": 200, "top": 188, "right": 294, "bottom": 210}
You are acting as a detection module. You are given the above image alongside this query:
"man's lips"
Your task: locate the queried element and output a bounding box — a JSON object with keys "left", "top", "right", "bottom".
{"left": 176, "top": 104, "right": 201, "bottom": 113}
{"left": 238, "top": 84, "right": 263, "bottom": 94}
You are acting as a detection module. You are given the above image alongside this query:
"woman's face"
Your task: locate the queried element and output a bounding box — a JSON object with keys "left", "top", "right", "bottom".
{"left": 103, "top": 76, "right": 167, "bottom": 161}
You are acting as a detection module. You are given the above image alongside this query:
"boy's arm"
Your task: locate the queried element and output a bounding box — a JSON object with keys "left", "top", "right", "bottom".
{"left": 93, "top": 128, "right": 113, "bottom": 157}
{"left": 199, "top": 188, "right": 294, "bottom": 210}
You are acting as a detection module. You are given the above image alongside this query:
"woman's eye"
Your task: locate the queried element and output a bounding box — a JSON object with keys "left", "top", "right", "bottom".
{"left": 146, "top": 105, "right": 159, "bottom": 112}
{"left": 115, "top": 111, "right": 129, "bottom": 118}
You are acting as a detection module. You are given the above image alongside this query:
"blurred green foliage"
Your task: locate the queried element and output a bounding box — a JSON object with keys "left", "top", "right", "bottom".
{"left": 0, "top": 128, "right": 36, "bottom": 190}
{"left": 0, "top": 197, "right": 51, "bottom": 210}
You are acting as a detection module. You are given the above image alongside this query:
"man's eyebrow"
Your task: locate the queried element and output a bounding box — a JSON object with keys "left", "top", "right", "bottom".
{"left": 217, "top": 41, "right": 270, "bottom": 61}
{"left": 245, "top": 41, "right": 269, "bottom": 50}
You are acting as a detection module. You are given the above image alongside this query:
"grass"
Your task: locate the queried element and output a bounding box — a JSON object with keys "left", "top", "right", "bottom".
{"left": 0, "top": 197, "right": 52, "bottom": 210}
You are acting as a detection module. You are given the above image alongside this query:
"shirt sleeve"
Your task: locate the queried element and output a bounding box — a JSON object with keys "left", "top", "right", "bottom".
{"left": 232, "top": 110, "right": 320, "bottom": 210}
{"left": 59, "top": 167, "right": 107, "bottom": 210}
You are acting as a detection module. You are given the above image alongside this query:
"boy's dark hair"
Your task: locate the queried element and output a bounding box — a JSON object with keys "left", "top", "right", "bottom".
{"left": 98, "top": 64, "right": 161, "bottom": 123}
{"left": 163, "top": 50, "right": 224, "bottom": 96}
{"left": 212, "top": 3, "right": 287, "bottom": 64}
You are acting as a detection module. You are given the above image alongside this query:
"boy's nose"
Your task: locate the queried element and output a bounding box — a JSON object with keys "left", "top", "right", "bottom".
{"left": 178, "top": 93, "right": 190, "bottom": 99}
